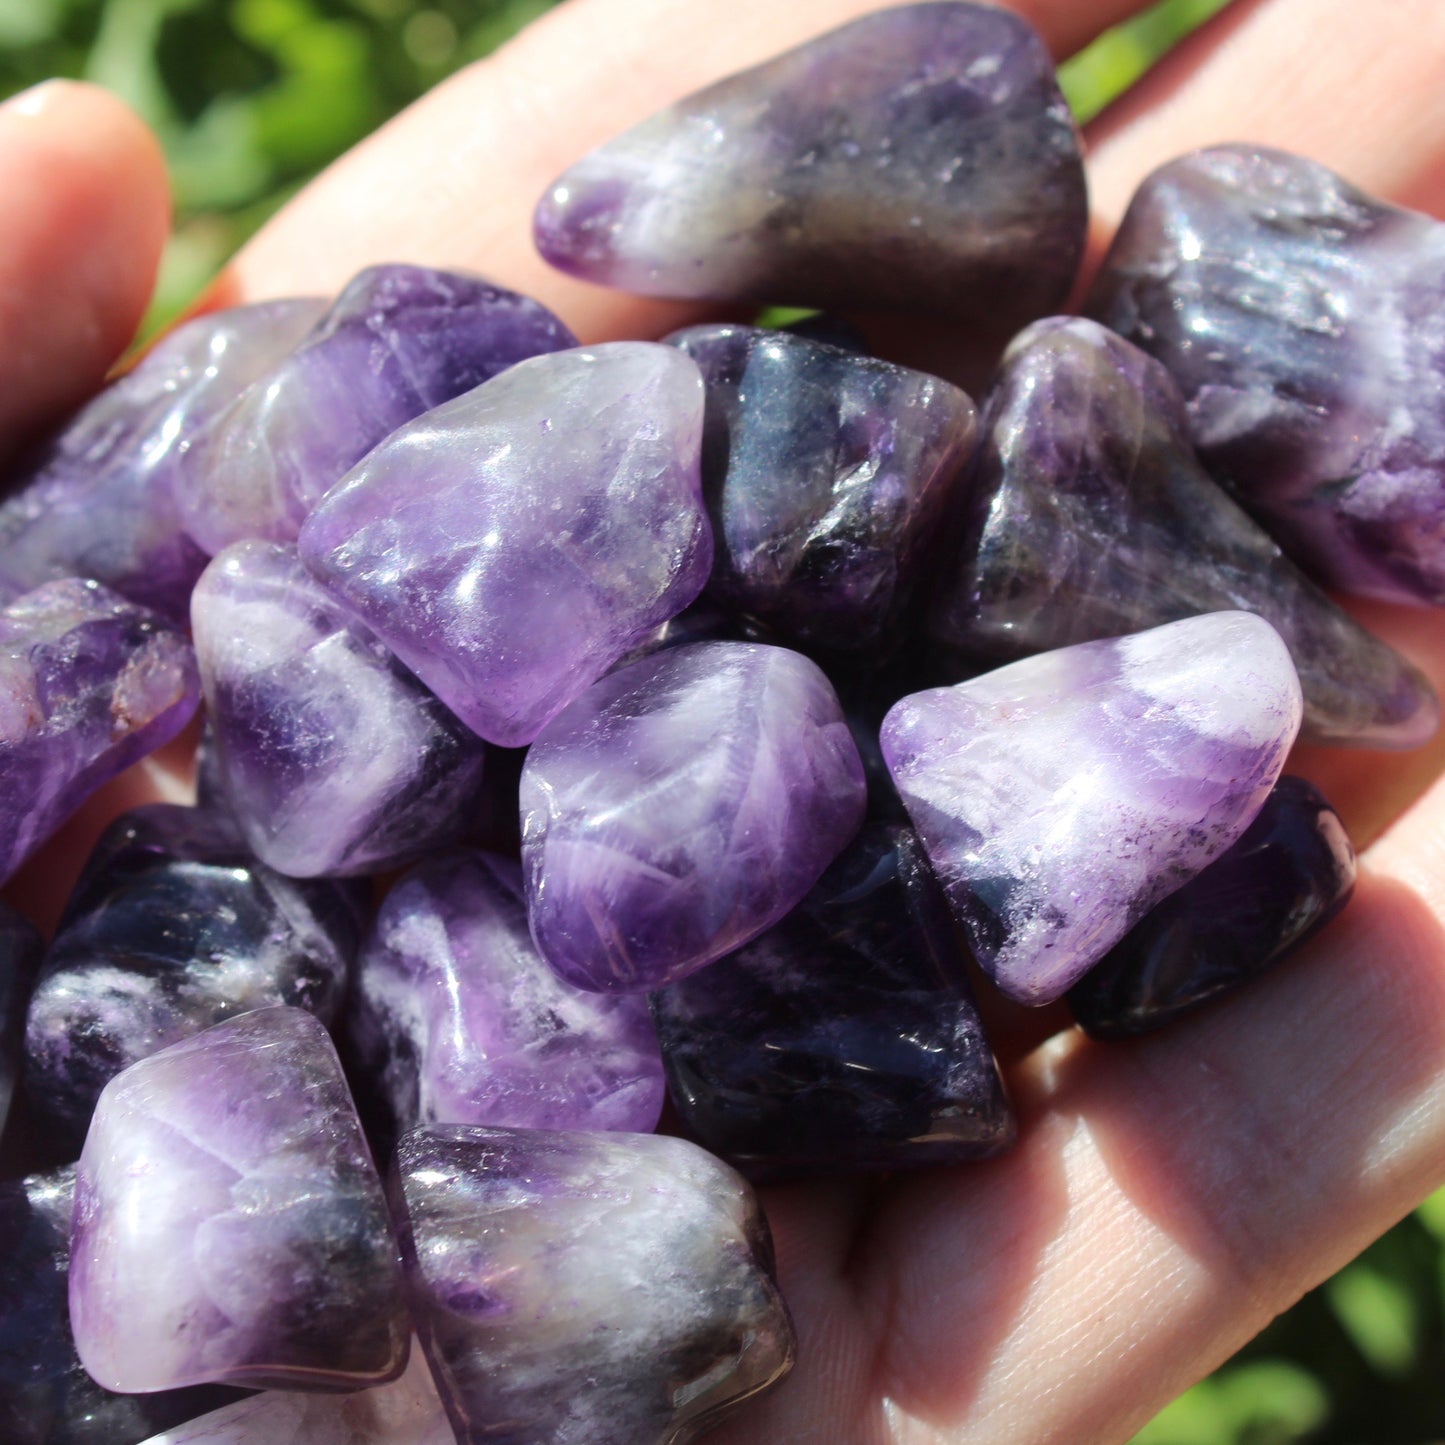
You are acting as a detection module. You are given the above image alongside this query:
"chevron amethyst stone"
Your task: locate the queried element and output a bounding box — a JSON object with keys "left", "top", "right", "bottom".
{"left": 929, "top": 316, "right": 1438, "bottom": 749}
{"left": 392, "top": 1125, "right": 795, "bottom": 1445}
{"left": 666, "top": 323, "right": 978, "bottom": 654}
{"left": 70, "top": 1008, "right": 409, "bottom": 1395}
{"left": 535, "top": 3, "right": 1086, "bottom": 334}
{"left": 192, "top": 541, "right": 487, "bottom": 876}
{"left": 1089, "top": 145, "right": 1445, "bottom": 607}
{"left": 25, "top": 805, "right": 364, "bottom": 1152}
{"left": 1069, "top": 776, "right": 1357, "bottom": 1038}
{"left": 0, "top": 579, "right": 199, "bottom": 885}
{"left": 0, "top": 902, "right": 42, "bottom": 1139}
{"left": 177, "top": 265, "right": 577, "bottom": 554}
{"left": 882, "top": 613, "right": 1303, "bottom": 1005}
{"left": 651, "top": 824, "right": 1013, "bottom": 1178}
{"left": 521, "top": 640, "right": 867, "bottom": 993}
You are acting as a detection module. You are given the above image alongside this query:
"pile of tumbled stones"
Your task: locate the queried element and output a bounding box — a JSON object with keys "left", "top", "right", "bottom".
{"left": 1, "top": 2, "right": 1438, "bottom": 1441}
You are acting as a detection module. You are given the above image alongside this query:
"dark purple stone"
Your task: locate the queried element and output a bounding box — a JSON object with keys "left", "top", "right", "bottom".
{"left": 0, "top": 903, "right": 42, "bottom": 1141}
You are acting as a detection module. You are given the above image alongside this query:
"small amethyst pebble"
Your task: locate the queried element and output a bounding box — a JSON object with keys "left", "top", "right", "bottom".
{"left": 0, "top": 903, "right": 43, "bottom": 1139}
{"left": 348, "top": 848, "right": 665, "bottom": 1137}
{"left": 0, "top": 298, "right": 325, "bottom": 621}
{"left": 882, "top": 613, "right": 1303, "bottom": 1006}
{"left": 535, "top": 2, "right": 1086, "bottom": 333}
{"left": 1069, "top": 776, "right": 1357, "bottom": 1038}
{"left": 24, "top": 805, "right": 364, "bottom": 1152}
{"left": 177, "top": 265, "right": 577, "bottom": 554}
{"left": 521, "top": 640, "right": 867, "bottom": 993}
{"left": 191, "top": 541, "right": 488, "bottom": 876}
{"left": 300, "top": 342, "right": 712, "bottom": 747}
{"left": 70, "top": 1007, "right": 409, "bottom": 1395}
{"left": 1089, "top": 145, "right": 1445, "bottom": 607}
{"left": 392, "top": 1124, "right": 795, "bottom": 1445}
{"left": 667, "top": 323, "right": 978, "bottom": 655}
{"left": 651, "top": 824, "right": 1013, "bottom": 1178}
{"left": 0, "top": 578, "right": 200, "bottom": 885}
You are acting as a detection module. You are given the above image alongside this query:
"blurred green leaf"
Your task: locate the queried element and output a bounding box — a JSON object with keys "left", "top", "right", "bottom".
{"left": 1325, "top": 1260, "right": 1420, "bottom": 1378}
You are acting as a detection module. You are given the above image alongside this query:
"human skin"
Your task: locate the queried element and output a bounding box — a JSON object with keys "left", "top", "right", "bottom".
{"left": 5, "top": 4, "right": 1445, "bottom": 1439}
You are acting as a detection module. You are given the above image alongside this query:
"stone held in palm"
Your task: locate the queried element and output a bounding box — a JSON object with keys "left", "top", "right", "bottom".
{"left": 928, "top": 316, "right": 1438, "bottom": 749}
{"left": 0, "top": 901, "right": 42, "bottom": 1140}
{"left": 882, "top": 612, "right": 1303, "bottom": 1006}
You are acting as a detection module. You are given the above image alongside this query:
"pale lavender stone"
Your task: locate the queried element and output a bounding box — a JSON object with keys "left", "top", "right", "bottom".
{"left": 392, "top": 1125, "right": 795, "bottom": 1445}
{"left": 299, "top": 343, "right": 712, "bottom": 747}
{"left": 191, "top": 541, "right": 487, "bottom": 876}
{"left": 881, "top": 613, "right": 1303, "bottom": 1005}
{"left": 348, "top": 849, "right": 665, "bottom": 1136}
{"left": 521, "top": 640, "right": 867, "bottom": 993}
{"left": 535, "top": 3, "right": 1086, "bottom": 335}
{"left": 70, "top": 1007, "right": 409, "bottom": 1395}
{"left": 0, "top": 299, "right": 324, "bottom": 620}
{"left": 177, "top": 265, "right": 577, "bottom": 554}
{"left": 0, "top": 579, "right": 200, "bottom": 885}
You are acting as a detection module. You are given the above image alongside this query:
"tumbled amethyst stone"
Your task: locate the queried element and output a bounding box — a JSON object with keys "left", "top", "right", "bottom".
{"left": 521, "top": 640, "right": 867, "bottom": 993}
{"left": 70, "top": 1007, "right": 409, "bottom": 1394}
{"left": 667, "top": 323, "right": 978, "bottom": 654}
{"left": 177, "top": 265, "right": 577, "bottom": 554}
{"left": 24, "top": 805, "right": 364, "bottom": 1152}
{"left": 882, "top": 613, "right": 1303, "bottom": 1006}
{"left": 0, "top": 299, "right": 324, "bottom": 621}
{"left": 192, "top": 541, "right": 488, "bottom": 875}
{"left": 1089, "top": 145, "right": 1445, "bottom": 606}
{"left": 928, "top": 316, "right": 1438, "bottom": 749}
{"left": 535, "top": 3, "right": 1086, "bottom": 333}
{"left": 651, "top": 824, "right": 1013, "bottom": 1178}
{"left": 300, "top": 343, "right": 712, "bottom": 746}
{"left": 392, "top": 1125, "right": 795, "bottom": 1445}
{"left": 348, "top": 849, "right": 665, "bottom": 1138}
{"left": 0, "top": 903, "right": 43, "bottom": 1141}
{"left": 0, "top": 579, "right": 200, "bottom": 885}
{"left": 1069, "top": 776, "right": 1356, "bottom": 1038}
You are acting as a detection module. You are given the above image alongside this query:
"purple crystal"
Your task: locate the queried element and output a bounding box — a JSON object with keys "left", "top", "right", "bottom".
{"left": 299, "top": 342, "right": 712, "bottom": 747}
{"left": 1088, "top": 145, "right": 1445, "bottom": 606}
{"left": 176, "top": 265, "right": 577, "bottom": 554}
{"left": 534, "top": 3, "right": 1085, "bottom": 333}
{"left": 392, "top": 1124, "right": 795, "bottom": 1445}
{"left": 1069, "top": 776, "right": 1356, "bottom": 1038}
{"left": 651, "top": 824, "right": 1013, "bottom": 1178}
{"left": 70, "top": 1007, "right": 409, "bottom": 1394}
{"left": 928, "top": 316, "right": 1438, "bottom": 748}
{"left": 521, "top": 640, "right": 867, "bottom": 993}
{"left": 0, "top": 903, "right": 42, "bottom": 1139}
{"left": 191, "top": 541, "right": 488, "bottom": 875}
{"left": 0, "top": 579, "right": 200, "bottom": 885}
{"left": 882, "top": 613, "right": 1303, "bottom": 1005}
{"left": 348, "top": 848, "right": 665, "bottom": 1137}
{"left": 0, "top": 299, "right": 325, "bottom": 621}
{"left": 24, "top": 805, "right": 365, "bottom": 1152}
{"left": 667, "top": 323, "right": 978, "bottom": 654}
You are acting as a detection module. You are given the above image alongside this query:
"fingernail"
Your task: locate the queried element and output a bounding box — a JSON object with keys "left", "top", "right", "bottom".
{"left": 1, "top": 79, "right": 80, "bottom": 118}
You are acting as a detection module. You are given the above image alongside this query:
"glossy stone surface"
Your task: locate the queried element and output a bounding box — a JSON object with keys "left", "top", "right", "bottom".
{"left": 70, "top": 1007, "right": 409, "bottom": 1394}
{"left": 521, "top": 640, "right": 867, "bottom": 993}
{"left": 882, "top": 613, "right": 1303, "bottom": 1005}
{"left": 0, "top": 1167, "right": 243, "bottom": 1445}
{"left": 300, "top": 343, "right": 711, "bottom": 747}
{"left": 652, "top": 824, "right": 1012, "bottom": 1178}
{"left": 177, "top": 265, "right": 577, "bottom": 554}
{"left": 25, "top": 805, "right": 365, "bottom": 1152}
{"left": 192, "top": 541, "right": 488, "bottom": 875}
{"left": 1089, "top": 145, "right": 1445, "bottom": 607}
{"left": 392, "top": 1124, "right": 795, "bottom": 1445}
{"left": 535, "top": 3, "right": 1086, "bottom": 333}
{"left": 0, "top": 299, "right": 324, "bottom": 620}
{"left": 348, "top": 849, "right": 665, "bottom": 1137}
{"left": 668, "top": 323, "right": 977, "bottom": 654}
{"left": 0, "top": 902, "right": 42, "bottom": 1138}
{"left": 1069, "top": 776, "right": 1356, "bottom": 1038}
{"left": 929, "top": 317, "right": 1438, "bottom": 748}
{"left": 0, "top": 579, "right": 200, "bottom": 885}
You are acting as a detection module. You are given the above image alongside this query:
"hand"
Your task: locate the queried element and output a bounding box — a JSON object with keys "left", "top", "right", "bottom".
{"left": 10, "top": 5, "right": 1445, "bottom": 1440}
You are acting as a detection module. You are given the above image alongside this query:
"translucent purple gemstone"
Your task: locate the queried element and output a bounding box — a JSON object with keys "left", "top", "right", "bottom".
{"left": 299, "top": 343, "right": 713, "bottom": 747}
{"left": 521, "top": 640, "right": 867, "bottom": 993}
{"left": 0, "top": 903, "right": 43, "bottom": 1144}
